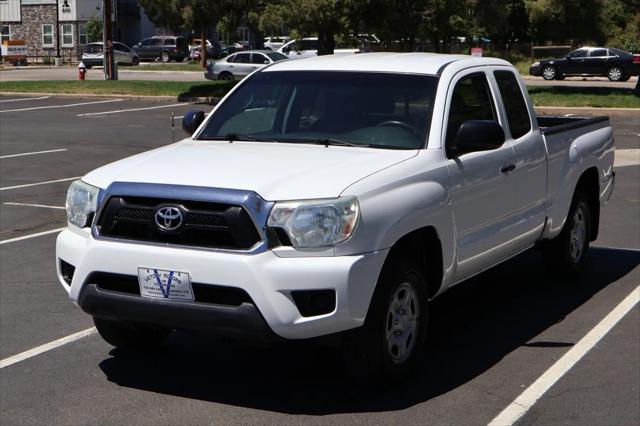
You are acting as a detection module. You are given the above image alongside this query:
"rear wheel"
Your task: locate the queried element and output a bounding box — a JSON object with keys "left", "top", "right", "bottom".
{"left": 542, "top": 65, "right": 557, "bottom": 80}
{"left": 132, "top": 57, "right": 139, "bottom": 66}
{"left": 94, "top": 317, "right": 170, "bottom": 350}
{"left": 344, "top": 257, "right": 428, "bottom": 383}
{"left": 607, "top": 66, "right": 624, "bottom": 82}
{"left": 541, "top": 191, "right": 591, "bottom": 276}
{"left": 219, "top": 71, "right": 234, "bottom": 81}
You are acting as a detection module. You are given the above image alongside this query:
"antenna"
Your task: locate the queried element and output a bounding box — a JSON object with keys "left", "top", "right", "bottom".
{"left": 171, "top": 112, "right": 175, "bottom": 143}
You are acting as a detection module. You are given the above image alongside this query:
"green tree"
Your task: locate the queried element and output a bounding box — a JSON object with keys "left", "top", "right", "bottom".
{"left": 259, "top": 0, "right": 353, "bottom": 55}
{"left": 86, "top": 16, "right": 103, "bottom": 43}
{"left": 526, "top": 0, "right": 604, "bottom": 45}
{"left": 474, "top": 0, "right": 530, "bottom": 45}
{"left": 139, "top": 0, "right": 226, "bottom": 66}
{"left": 420, "top": 0, "right": 472, "bottom": 53}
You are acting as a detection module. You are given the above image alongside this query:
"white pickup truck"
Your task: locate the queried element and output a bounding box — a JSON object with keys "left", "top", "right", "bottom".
{"left": 57, "top": 53, "right": 615, "bottom": 382}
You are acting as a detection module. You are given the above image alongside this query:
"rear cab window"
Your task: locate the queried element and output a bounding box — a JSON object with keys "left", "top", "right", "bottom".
{"left": 493, "top": 71, "right": 532, "bottom": 140}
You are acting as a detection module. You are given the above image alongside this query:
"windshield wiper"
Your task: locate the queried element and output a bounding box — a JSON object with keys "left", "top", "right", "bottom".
{"left": 200, "top": 134, "right": 276, "bottom": 143}
{"left": 313, "top": 138, "right": 371, "bottom": 148}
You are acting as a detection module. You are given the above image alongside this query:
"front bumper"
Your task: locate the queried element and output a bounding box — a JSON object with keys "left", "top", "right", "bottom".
{"left": 529, "top": 64, "right": 542, "bottom": 76}
{"left": 56, "top": 228, "right": 387, "bottom": 340}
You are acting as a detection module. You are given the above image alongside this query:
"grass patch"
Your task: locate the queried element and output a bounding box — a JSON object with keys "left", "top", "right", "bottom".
{"left": 0, "top": 80, "right": 236, "bottom": 99}
{"left": 527, "top": 86, "right": 639, "bottom": 108}
{"left": 0, "top": 80, "right": 637, "bottom": 108}
{"left": 131, "top": 62, "right": 207, "bottom": 72}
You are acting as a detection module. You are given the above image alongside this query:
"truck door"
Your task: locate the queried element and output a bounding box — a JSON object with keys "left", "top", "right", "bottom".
{"left": 444, "top": 71, "right": 518, "bottom": 280}
{"left": 492, "top": 69, "right": 547, "bottom": 251}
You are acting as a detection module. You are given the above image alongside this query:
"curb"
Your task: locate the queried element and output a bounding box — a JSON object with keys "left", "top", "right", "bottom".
{"left": 0, "top": 91, "right": 218, "bottom": 103}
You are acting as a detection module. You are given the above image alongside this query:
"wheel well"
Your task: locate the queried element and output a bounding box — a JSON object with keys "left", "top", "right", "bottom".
{"left": 575, "top": 167, "right": 600, "bottom": 241}
{"left": 386, "top": 227, "right": 443, "bottom": 298}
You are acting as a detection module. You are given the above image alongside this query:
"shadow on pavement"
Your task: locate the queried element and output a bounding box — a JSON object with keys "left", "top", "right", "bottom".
{"left": 177, "top": 82, "right": 236, "bottom": 102}
{"left": 98, "top": 246, "right": 639, "bottom": 414}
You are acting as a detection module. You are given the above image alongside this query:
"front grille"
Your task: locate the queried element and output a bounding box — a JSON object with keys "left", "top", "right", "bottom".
{"left": 89, "top": 272, "right": 253, "bottom": 306}
{"left": 96, "top": 196, "right": 261, "bottom": 250}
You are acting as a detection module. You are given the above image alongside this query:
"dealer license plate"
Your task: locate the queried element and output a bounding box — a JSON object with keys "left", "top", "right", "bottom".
{"left": 137, "top": 268, "right": 194, "bottom": 301}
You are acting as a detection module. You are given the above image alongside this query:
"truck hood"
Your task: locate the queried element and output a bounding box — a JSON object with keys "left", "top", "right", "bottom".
{"left": 83, "top": 140, "right": 417, "bottom": 200}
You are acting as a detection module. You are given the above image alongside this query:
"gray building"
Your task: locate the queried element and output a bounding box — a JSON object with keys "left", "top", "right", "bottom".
{"left": 0, "top": 0, "right": 158, "bottom": 62}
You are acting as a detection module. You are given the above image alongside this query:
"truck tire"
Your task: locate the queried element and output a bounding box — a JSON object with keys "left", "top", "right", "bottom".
{"left": 542, "top": 191, "right": 591, "bottom": 276}
{"left": 344, "top": 257, "right": 428, "bottom": 383}
{"left": 94, "top": 317, "right": 170, "bottom": 350}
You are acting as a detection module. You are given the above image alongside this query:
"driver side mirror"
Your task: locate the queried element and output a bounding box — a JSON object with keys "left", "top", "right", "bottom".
{"left": 182, "top": 110, "right": 205, "bottom": 136}
{"left": 450, "top": 120, "right": 505, "bottom": 156}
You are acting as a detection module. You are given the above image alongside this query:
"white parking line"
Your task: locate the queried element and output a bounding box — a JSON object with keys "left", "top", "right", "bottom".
{"left": 0, "top": 99, "right": 123, "bottom": 113}
{"left": 77, "top": 103, "right": 186, "bottom": 117}
{"left": 0, "top": 227, "right": 66, "bottom": 245}
{"left": 0, "top": 328, "right": 97, "bottom": 369}
{"left": 3, "top": 202, "right": 65, "bottom": 210}
{"left": 0, "top": 148, "right": 67, "bottom": 159}
{"left": 0, "top": 96, "right": 50, "bottom": 103}
{"left": 0, "top": 176, "right": 81, "bottom": 191}
{"left": 488, "top": 285, "right": 640, "bottom": 426}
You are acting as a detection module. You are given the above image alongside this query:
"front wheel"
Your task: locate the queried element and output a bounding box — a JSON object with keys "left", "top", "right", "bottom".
{"left": 542, "top": 65, "right": 557, "bottom": 80}
{"left": 132, "top": 57, "right": 139, "bottom": 66}
{"left": 541, "top": 191, "right": 591, "bottom": 276}
{"left": 94, "top": 317, "right": 170, "bottom": 350}
{"left": 344, "top": 257, "right": 428, "bottom": 383}
{"left": 607, "top": 66, "right": 624, "bottom": 81}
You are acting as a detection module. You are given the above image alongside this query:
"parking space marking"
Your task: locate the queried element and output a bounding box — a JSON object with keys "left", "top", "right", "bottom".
{"left": 3, "top": 202, "right": 65, "bottom": 210}
{"left": 77, "top": 103, "right": 186, "bottom": 117}
{"left": 0, "top": 327, "right": 97, "bottom": 369}
{"left": 0, "top": 176, "right": 81, "bottom": 191}
{"left": 0, "top": 96, "right": 50, "bottom": 103}
{"left": 0, "top": 227, "right": 66, "bottom": 245}
{"left": 0, "top": 148, "right": 67, "bottom": 159}
{"left": 0, "top": 99, "right": 123, "bottom": 113}
{"left": 488, "top": 284, "right": 640, "bottom": 426}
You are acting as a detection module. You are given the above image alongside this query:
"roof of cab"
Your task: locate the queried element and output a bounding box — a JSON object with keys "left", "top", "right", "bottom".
{"left": 264, "top": 52, "right": 512, "bottom": 75}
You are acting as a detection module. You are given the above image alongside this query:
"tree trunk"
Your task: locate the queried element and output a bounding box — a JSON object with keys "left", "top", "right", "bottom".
{"left": 200, "top": 29, "right": 207, "bottom": 69}
{"left": 317, "top": 30, "right": 335, "bottom": 55}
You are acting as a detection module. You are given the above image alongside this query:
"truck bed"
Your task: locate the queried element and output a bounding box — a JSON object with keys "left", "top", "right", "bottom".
{"left": 536, "top": 115, "right": 609, "bottom": 135}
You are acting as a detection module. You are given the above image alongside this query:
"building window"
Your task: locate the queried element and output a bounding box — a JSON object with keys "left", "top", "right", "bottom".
{"left": 42, "top": 24, "right": 54, "bottom": 47}
{"left": 62, "top": 24, "right": 73, "bottom": 47}
{"left": 79, "top": 24, "right": 87, "bottom": 45}
{"left": 1, "top": 25, "right": 11, "bottom": 43}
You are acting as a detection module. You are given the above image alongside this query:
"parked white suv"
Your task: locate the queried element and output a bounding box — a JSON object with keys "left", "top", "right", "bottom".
{"left": 277, "top": 37, "right": 361, "bottom": 59}
{"left": 57, "top": 53, "right": 614, "bottom": 382}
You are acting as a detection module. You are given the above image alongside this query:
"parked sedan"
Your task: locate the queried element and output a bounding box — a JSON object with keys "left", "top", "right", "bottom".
{"left": 205, "top": 50, "right": 287, "bottom": 81}
{"left": 81, "top": 42, "right": 139, "bottom": 69}
{"left": 529, "top": 47, "right": 640, "bottom": 81}
{"left": 133, "top": 36, "right": 189, "bottom": 62}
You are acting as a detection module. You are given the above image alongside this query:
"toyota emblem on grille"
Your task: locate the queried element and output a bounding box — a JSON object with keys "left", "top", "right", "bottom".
{"left": 155, "top": 206, "right": 183, "bottom": 231}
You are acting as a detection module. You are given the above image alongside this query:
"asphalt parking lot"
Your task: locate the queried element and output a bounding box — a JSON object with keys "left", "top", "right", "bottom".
{"left": 0, "top": 95, "right": 638, "bottom": 425}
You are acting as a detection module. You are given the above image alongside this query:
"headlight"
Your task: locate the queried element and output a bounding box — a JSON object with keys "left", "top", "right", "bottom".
{"left": 532, "top": 61, "right": 540, "bottom": 67}
{"left": 66, "top": 180, "right": 99, "bottom": 228}
{"left": 268, "top": 197, "right": 359, "bottom": 248}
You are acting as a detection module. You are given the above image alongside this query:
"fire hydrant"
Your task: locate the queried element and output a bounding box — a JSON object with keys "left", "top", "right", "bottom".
{"left": 78, "top": 62, "right": 87, "bottom": 80}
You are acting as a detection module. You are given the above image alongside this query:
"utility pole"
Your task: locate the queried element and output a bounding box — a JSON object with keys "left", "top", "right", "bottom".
{"left": 55, "top": 0, "right": 60, "bottom": 60}
{"left": 103, "top": 0, "right": 115, "bottom": 80}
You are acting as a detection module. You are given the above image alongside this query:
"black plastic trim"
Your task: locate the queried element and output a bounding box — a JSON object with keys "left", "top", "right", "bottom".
{"left": 538, "top": 115, "right": 608, "bottom": 136}
{"left": 79, "top": 283, "right": 280, "bottom": 341}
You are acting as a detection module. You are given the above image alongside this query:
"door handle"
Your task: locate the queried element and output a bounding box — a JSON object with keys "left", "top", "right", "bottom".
{"left": 501, "top": 164, "right": 516, "bottom": 173}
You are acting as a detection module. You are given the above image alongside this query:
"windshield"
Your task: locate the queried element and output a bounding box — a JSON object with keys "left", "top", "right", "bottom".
{"left": 197, "top": 71, "right": 438, "bottom": 149}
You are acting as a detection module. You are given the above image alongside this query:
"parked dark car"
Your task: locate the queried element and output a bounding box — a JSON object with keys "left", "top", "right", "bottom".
{"left": 529, "top": 47, "right": 640, "bottom": 81}
{"left": 133, "top": 36, "right": 189, "bottom": 62}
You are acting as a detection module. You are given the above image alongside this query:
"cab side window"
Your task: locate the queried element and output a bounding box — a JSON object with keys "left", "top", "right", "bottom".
{"left": 446, "top": 72, "right": 497, "bottom": 150}
{"left": 494, "top": 71, "right": 532, "bottom": 139}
